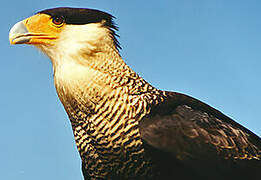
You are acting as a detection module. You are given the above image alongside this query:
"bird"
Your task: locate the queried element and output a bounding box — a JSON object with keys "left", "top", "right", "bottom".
{"left": 9, "top": 7, "right": 261, "bottom": 180}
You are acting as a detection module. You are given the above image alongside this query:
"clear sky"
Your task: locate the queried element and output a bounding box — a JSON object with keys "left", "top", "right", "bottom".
{"left": 1, "top": 0, "right": 261, "bottom": 179}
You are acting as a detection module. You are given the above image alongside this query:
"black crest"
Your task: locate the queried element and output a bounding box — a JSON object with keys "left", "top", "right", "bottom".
{"left": 38, "top": 7, "right": 121, "bottom": 50}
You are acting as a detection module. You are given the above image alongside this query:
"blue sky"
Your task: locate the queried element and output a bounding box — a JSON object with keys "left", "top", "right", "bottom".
{"left": 1, "top": 0, "right": 261, "bottom": 179}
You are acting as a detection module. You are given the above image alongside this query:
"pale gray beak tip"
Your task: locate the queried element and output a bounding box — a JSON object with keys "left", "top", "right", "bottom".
{"left": 9, "top": 21, "right": 30, "bottom": 44}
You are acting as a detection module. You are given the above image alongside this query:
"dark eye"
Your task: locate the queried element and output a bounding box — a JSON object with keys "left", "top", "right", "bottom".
{"left": 52, "top": 16, "right": 64, "bottom": 26}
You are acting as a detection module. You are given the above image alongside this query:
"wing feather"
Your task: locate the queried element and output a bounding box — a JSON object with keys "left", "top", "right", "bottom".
{"left": 139, "top": 92, "right": 261, "bottom": 179}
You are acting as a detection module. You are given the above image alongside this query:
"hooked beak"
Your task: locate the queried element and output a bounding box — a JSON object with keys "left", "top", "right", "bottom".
{"left": 9, "top": 14, "right": 59, "bottom": 46}
{"left": 9, "top": 21, "right": 30, "bottom": 44}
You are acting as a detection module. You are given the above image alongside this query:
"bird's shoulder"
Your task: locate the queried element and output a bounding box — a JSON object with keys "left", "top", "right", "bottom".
{"left": 140, "top": 91, "right": 261, "bottom": 161}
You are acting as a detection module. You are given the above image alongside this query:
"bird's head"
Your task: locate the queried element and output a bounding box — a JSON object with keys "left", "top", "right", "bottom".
{"left": 9, "top": 7, "right": 120, "bottom": 64}
{"left": 9, "top": 7, "right": 152, "bottom": 106}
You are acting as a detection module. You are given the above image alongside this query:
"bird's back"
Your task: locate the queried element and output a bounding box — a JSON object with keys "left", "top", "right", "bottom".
{"left": 140, "top": 91, "right": 261, "bottom": 180}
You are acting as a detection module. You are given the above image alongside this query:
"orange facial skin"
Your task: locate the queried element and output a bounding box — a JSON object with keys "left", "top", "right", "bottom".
{"left": 10, "top": 13, "right": 65, "bottom": 45}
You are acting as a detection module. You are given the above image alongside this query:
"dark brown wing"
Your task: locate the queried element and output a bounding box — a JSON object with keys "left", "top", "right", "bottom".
{"left": 140, "top": 91, "right": 261, "bottom": 180}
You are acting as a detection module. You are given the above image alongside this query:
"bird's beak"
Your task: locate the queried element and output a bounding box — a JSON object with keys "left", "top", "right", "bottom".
{"left": 9, "top": 21, "right": 30, "bottom": 44}
{"left": 9, "top": 14, "right": 59, "bottom": 45}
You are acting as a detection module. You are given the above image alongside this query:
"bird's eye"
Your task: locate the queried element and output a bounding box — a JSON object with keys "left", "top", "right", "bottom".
{"left": 52, "top": 16, "right": 64, "bottom": 26}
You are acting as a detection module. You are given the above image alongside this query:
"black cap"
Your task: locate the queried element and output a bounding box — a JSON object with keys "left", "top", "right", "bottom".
{"left": 38, "top": 7, "right": 121, "bottom": 49}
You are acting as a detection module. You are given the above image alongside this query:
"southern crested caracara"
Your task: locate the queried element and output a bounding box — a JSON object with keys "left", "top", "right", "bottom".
{"left": 9, "top": 7, "right": 261, "bottom": 180}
